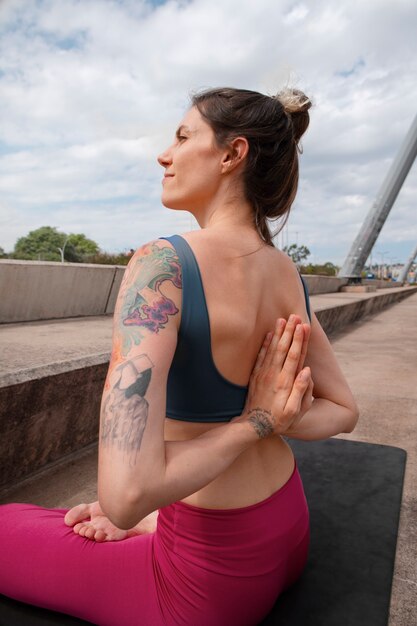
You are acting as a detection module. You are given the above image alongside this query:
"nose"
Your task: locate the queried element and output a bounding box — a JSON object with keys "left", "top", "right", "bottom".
{"left": 157, "top": 146, "right": 172, "bottom": 168}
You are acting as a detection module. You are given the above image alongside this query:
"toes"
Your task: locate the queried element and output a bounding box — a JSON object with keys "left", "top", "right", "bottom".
{"left": 77, "top": 524, "right": 88, "bottom": 537}
{"left": 94, "top": 530, "right": 107, "bottom": 542}
{"left": 84, "top": 526, "right": 96, "bottom": 540}
{"left": 73, "top": 522, "right": 105, "bottom": 542}
{"left": 73, "top": 522, "right": 85, "bottom": 535}
{"left": 64, "top": 503, "right": 91, "bottom": 527}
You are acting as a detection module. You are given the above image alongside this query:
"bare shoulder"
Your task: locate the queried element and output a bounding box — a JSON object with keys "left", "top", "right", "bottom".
{"left": 126, "top": 238, "right": 183, "bottom": 279}
{"left": 131, "top": 237, "right": 178, "bottom": 257}
{"left": 269, "top": 247, "right": 310, "bottom": 322}
{"left": 121, "top": 238, "right": 182, "bottom": 308}
{"left": 114, "top": 238, "right": 183, "bottom": 355}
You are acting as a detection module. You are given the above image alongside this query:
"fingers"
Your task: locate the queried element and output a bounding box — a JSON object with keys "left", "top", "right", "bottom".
{"left": 262, "top": 318, "right": 286, "bottom": 369}
{"left": 252, "top": 330, "right": 274, "bottom": 375}
{"left": 254, "top": 315, "right": 310, "bottom": 378}
{"left": 271, "top": 315, "right": 302, "bottom": 369}
{"left": 278, "top": 322, "right": 305, "bottom": 383}
{"left": 283, "top": 367, "right": 312, "bottom": 419}
{"left": 299, "top": 376, "right": 314, "bottom": 415}
{"left": 272, "top": 324, "right": 309, "bottom": 418}
{"left": 296, "top": 323, "right": 311, "bottom": 374}
{"left": 261, "top": 315, "right": 297, "bottom": 370}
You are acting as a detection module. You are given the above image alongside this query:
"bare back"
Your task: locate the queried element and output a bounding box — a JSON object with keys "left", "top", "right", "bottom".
{"left": 163, "top": 229, "right": 310, "bottom": 509}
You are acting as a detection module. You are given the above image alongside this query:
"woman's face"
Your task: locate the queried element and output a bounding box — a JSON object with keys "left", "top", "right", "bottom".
{"left": 157, "top": 107, "right": 224, "bottom": 212}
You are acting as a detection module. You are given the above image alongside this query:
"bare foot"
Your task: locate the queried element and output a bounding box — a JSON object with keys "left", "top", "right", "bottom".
{"left": 64, "top": 501, "right": 129, "bottom": 542}
{"left": 64, "top": 501, "right": 158, "bottom": 542}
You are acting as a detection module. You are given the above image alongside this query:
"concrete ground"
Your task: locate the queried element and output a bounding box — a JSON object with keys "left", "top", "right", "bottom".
{"left": 1, "top": 291, "right": 417, "bottom": 625}
{"left": 332, "top": 292, "right": 417, "bottom": 626}
{"left": 0, "top": 315, "right": 113, "bottom": 384}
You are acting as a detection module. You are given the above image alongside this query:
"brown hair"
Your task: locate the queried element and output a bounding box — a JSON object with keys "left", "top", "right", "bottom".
{"left": 191, "top": 87, "right": 311, "bottom": 246}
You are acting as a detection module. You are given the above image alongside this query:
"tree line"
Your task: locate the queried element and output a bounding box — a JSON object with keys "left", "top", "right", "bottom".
{"left": 0, "top": 227, "right": 134, "bottom": 266}
{"left": 283, "top": 243, "right": 339, "bottom": 276}
{"left": 0, "top": 227, "right": 340, "bottom": 275}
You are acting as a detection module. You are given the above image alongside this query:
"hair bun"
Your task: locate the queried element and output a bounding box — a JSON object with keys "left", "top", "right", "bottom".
{"left": 274, "top": 88, "right": 311, "bottom": 145}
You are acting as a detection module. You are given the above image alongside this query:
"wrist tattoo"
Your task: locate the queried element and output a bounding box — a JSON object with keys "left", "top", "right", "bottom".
{"left": 247, "top": 407, "right": 274, "bottom": 439}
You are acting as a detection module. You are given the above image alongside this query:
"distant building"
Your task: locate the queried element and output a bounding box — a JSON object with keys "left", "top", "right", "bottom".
{"left": 391, "top": 263, "right": 416, "bottom": 282}
{"left": 365, "top": 263, "right": 417, "bottom": 282}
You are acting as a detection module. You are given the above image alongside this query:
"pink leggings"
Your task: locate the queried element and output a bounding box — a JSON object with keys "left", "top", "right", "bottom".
{"left": 0, "top": 461, "right": 309, "bottom": 626}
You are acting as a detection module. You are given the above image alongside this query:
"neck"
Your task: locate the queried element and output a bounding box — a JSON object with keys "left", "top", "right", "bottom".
{"left": 191, "top": 183, "right": 255, "bottom": 234}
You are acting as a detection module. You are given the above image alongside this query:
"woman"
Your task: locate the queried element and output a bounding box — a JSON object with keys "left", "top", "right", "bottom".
{"left": 0, "top": 87, "right": 358, "bottom": 625}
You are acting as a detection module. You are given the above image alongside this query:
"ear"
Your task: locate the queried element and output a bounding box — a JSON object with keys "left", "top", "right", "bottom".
{"left": 220, "top": 137, "right": 249, "bottom": 174}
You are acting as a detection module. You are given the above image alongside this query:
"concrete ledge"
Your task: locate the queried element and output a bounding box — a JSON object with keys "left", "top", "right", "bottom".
{"left": 363, "top": 278, "right": 404, "bottom": 289}
{"left": 0, "top": 358, "right": 108, "bottom": 490}
{"left": 314, "top": 286, "right": 417, "bottom": 335}
{"left": 340, "top": 285, "right": 377, "bottom": 293}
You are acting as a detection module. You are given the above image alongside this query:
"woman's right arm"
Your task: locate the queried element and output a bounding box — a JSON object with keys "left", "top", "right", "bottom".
{"left": 283, "top": 311, "right": 359, "bottom": 440}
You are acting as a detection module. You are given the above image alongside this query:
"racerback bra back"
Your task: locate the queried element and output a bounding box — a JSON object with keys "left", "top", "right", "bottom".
{"left": 160, "top": 234, "right": 311, "bottom": 423}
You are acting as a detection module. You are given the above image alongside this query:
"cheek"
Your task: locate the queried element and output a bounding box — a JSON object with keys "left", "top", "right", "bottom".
{"left": 191, "top": 148, "right": 220, "bottom": 180}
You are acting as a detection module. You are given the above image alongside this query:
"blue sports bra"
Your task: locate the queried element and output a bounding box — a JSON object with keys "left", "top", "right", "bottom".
{"left": 160, "top": 234, "right": 311, "bottom": 423}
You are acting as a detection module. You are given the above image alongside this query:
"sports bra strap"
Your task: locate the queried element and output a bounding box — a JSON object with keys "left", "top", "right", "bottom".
{"left": 299, "top": 274, "right": 312, "bottom": 321}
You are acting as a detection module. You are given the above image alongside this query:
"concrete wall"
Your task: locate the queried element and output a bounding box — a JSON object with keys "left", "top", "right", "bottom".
{"left": 301, "top": 275, "right": 349, "bottom": 294}
{"left": 0, "top": 260, "right": 125, "bottom": 323}
{"left": 363, "top": 278, "right": 403, "bottom": 289}
{"left": 302, "top": 276, "right": 403, "bottom": 294}
{"left": 0, "top": 260, "right": 404, "bottom": 324}
{"left": 0, "top": 356, "right": 108, "bottom": 490}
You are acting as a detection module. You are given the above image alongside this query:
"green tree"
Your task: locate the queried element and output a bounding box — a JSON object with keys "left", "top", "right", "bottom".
{"left": 300, "top": 262, "right": 339, "bottom": 276}
{"left": 67, "top": 233, "right": 99, "bottom": 257}
{"left": 13, "top": 226, "right": 99, "bottom": 262}
{"left": 0, "top": 246, "right": 7, "bottom": 258}
{"left": 283, "top": 243, "right": 311, "bottom": 264}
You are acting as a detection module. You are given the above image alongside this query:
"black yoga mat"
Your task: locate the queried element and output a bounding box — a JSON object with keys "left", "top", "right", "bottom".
{"left": 0, "top": 438, "right": 406, "bottom": 626}
{"left": 261, "top": 437, "right": 407, "bottom": 626}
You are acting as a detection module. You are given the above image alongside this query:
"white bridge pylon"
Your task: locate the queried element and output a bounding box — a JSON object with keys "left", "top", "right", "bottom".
{"left": 338, "top": 114, "right": 417, "bottom": 279}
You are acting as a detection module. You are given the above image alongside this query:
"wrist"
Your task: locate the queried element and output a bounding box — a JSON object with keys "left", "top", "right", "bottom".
{"left": 230, "top": 411, "right": 274, "bottom": 443}
{"left": 246, "top": 407, "right": 275, "bottom": 439}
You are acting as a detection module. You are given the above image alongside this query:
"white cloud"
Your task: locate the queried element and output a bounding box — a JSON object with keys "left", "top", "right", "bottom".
{"left": 283, "top": 4, "right": 309, "bottom": 25}
{"left": 0, "top": 0, "right": 416, "bottom": 263}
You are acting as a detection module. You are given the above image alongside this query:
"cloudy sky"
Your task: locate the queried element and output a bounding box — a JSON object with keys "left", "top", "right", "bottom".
{"left": 1, "top": 0, "right": 416, "bottom": 265}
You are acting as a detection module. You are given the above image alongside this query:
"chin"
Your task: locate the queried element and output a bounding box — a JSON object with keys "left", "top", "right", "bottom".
{"left": 161, "top": 196, "right": 191, "bottom": 212}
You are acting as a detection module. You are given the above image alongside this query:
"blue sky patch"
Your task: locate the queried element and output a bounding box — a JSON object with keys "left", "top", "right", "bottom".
{"left": 336, "top": 57, "right": 365, "bottom": 78}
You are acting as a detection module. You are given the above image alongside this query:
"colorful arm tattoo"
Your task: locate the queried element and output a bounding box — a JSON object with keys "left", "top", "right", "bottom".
{"left": 117, "top": 241, "right": 182, "bottom": 355}
{"left": 102, "top": 242, "right": 181, "bottom": 464}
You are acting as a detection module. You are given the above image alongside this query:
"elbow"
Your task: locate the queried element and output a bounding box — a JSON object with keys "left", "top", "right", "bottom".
{"left": 343, "top": 400, "right": 360, "bottom": 433}
{"left": 105, "top": 508, "right": 140, "bottom": 531}
{"left": 98, "top": 487, "right": 153, "bottom": 530}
